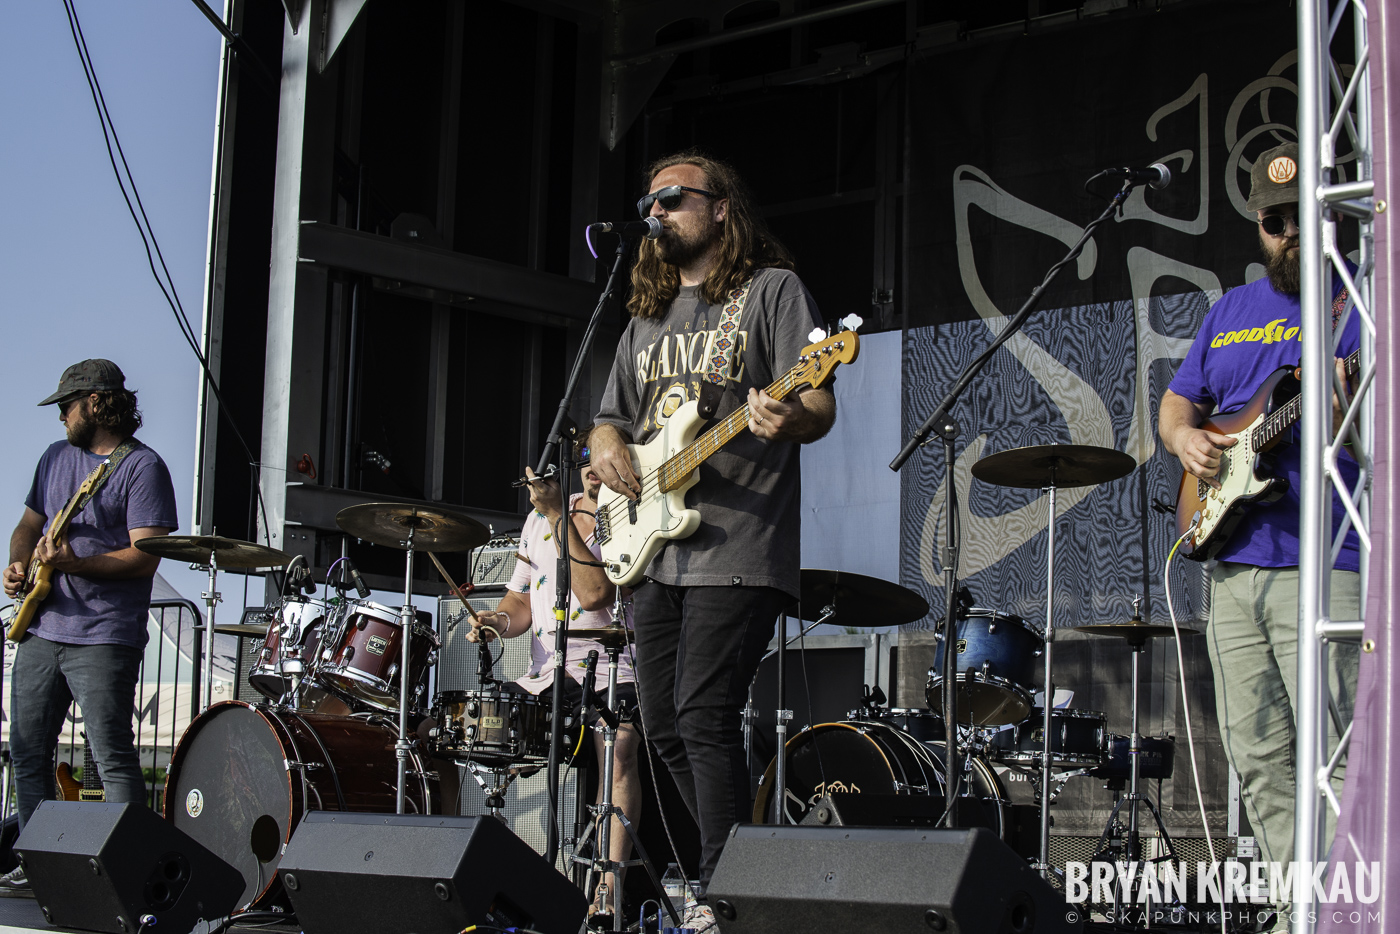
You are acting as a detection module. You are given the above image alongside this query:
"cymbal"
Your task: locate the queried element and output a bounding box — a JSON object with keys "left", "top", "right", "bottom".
{"left": 971, "top": 444, "right": 1136, "bottom": 490}
{"left": 798, "top": 569, "right": 929, "bottom": 626}
{"left": 563, "top": 625, "right": 633, "bottom": 651}
{"left": 336, "top": 503, "right": 489, "bottom": 553}
{"left": 1073, "top": 619, "right": 1200, "bottom": 642}
{"left": 213, "top": 623, "right": 269, "bottom": 638}
{"left": 135, "top": 535, "right": 294, "bottom": 569}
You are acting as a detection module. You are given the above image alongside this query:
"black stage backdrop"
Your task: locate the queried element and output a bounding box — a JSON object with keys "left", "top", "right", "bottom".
{"left": 895, "top": 1, "right": 1358, "bottom": 832}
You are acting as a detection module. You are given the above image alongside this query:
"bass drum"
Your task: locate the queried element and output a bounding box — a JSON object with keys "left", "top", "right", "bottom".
{"left": 751, "top": 721, "right": 1008, "bottom": 838}
{"left": 164, "top": 702, "right": 436, "bottom": 910}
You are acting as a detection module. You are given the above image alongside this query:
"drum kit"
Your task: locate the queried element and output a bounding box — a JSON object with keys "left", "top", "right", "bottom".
{"left": 139, "top": 503, "right": 625, "bottom": 912}
{"left": 750, "top": 443, "right": 1200, "bottom": 887}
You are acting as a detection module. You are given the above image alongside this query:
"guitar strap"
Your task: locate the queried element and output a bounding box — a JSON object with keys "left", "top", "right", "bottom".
{"left": 1331, "top": 286, "right": 1349, "bottom": 332}
{"left": 696, "top": 277, "right": 754, "bottom": 420}
{"left": 71, "top": 439, "right": 138, "bottom": 518}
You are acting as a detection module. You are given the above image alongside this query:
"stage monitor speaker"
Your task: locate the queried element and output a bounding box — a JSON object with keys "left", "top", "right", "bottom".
{"left": 16, "top": 800, "right": 243, "bottom": 934}
{"left": 278, "top": 810, "right": 587, "bottom": 934}
{"left": 707, "top": 824, "right": 1080, "bottom": 934}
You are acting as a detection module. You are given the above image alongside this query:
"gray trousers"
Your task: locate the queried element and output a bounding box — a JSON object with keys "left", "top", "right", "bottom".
{"left": 9, "top": 634, "right": 146, "bottom": 832}
{"left": 1207, "top": 562, "right": 1359, "bottom": 863}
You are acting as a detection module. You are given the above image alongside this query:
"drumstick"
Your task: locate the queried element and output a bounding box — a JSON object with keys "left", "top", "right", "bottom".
{"left": 427, "top": 552, "right": 478, "bottom": 622}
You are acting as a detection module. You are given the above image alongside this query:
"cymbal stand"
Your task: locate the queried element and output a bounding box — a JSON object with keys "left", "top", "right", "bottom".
{"left": 744, "top": 605, "right": 834, "bottom": 778}
{"left": 1092, "top": 627, "right": 1177, "bottom": 920}
{"left": 1036, "top": 471, "right": 1059, "bottom": 881}
{"left": 571, "top": 642, "right": 679, "bottom": 931}
{"left": 198, "top": 546, "right": 221, "bottom": 712}
{"left": 394, "top": 524, "right": 418, "bottom": 814}
{"left": 769, "top": 602, "right": 834, "bottom": 824}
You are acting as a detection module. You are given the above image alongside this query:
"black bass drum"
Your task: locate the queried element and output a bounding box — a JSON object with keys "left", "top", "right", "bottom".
{"left": 163, "top": 702, "right": 436, "bottom": 909}
{"left": 751, "top": 721, "right": 1009, "bottom": 838}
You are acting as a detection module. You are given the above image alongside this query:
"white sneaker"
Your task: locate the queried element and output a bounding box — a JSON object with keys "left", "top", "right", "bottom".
{"left": 681, "top": 903, "right": 718, "bottom": 933}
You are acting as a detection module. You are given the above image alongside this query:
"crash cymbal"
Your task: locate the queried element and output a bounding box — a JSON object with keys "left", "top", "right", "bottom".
{"left": 971, "top": 444, "right": 1136, "bottom": 490}
{"left": 336, "top": 503, "right": 490, "bottom": 553}
{"left": 1073, "top": 619, "right": 1200, "bottom": 642}
{"left": 798, "top": 569, "right": 929, "bottom": 626}
{"left": 135, "top": 535, "right": 294, "bottom": 569}
{"left": 563, "top": 625, "right": 634, "bottom": 651}
{"left": 213, "top": 623, "right": 270, "bottom": 638}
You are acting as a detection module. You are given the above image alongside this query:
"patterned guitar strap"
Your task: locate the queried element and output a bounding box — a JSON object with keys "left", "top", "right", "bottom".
{"left": 73, "top": 439, "right": 138, "bottom": 515}
{"left": 695, "top": 278, "right": 754, "bottom": 420}
{"left": 1331, "top": 286, "right": 1349, "bottom": 332}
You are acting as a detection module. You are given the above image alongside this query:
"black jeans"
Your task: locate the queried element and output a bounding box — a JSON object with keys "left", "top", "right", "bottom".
{"left": 632, "top": 582, "right": 790, "bottom": 889}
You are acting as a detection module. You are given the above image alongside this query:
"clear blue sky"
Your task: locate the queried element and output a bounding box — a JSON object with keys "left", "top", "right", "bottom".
{"left": 0, "top": 2, "right": 222, "bottom": 606}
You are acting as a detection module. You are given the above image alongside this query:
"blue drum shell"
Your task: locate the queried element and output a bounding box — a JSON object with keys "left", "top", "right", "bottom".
{"left": 930, "top": 610, "right": 1044, "bottom": 690}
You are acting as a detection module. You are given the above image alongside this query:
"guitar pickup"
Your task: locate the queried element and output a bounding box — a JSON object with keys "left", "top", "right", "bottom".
{"left": 627, "top": 500, "right": 638, "bottom": 525}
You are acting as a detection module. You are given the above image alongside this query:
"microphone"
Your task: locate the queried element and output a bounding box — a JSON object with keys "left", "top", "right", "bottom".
{"left": 1103, "top": 163, "right": 1172, "bottom": 190}
{"left": 588, "top": 217, "right": 663, "bottom": 239}
{"left": 346, "top": 560, "right": 371, "bottom": 599}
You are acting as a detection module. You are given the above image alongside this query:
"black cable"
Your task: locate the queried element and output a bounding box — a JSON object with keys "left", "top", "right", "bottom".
{"left": 61, "top": 1, "right": 271, "bottom": 546}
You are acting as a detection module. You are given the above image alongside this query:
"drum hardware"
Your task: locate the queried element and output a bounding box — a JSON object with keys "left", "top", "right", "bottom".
{"left": 335, "top": 503, "right": 487, "bottom": 815}
{"left": 569, "top": 589, "right": 679, "bottom": 932}
{"left": 137, "top": 534, "right": 295, "bottom": 713}
{"left": 971, "top": 443, "right": 1136, "bottom": 881}
{"left": 1080, "top": 597, "right": 1196, "bottom": 914}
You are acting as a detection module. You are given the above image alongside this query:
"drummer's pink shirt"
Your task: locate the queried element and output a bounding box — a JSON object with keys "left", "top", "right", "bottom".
{"left": 508, "top": 493, "right": 636, "bottom": 694}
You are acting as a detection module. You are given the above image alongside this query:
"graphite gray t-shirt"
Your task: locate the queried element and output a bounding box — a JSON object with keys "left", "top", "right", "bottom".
{"left": 594, "top": 266, "right": 824, "bottom": 597}
{"left": 23, "top": 439, "right": 179, "bottom": 647}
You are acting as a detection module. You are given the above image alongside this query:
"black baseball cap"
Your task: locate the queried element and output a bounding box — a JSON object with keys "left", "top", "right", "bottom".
{"left": 1245, "top": 141, "right": 1300, "bottom": 213}
{"left": 38, "top": 359, "right": 127, "bottom": 407}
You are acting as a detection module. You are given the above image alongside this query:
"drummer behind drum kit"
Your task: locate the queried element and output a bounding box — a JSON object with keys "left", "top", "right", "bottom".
{"left": 749, "top": 444, "right": 1202, "bottom": 887}
{"left": 140, "top": 503, "right": 611, "bottom": 912}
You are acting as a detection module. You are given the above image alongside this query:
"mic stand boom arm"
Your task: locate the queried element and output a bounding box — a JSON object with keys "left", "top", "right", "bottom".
{"left": 888, "top": 179, "right": 1136, "bottom": 828}
{"left": 539, "top": 235, "right": 638, "bottom": 864}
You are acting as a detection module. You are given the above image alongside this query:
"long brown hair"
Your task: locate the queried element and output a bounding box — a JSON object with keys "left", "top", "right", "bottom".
{"left": 627, "top": 150, "right": 794, "bottom": 319}
{"left": 89, "top": 389, "right": 142, "bottom": 438}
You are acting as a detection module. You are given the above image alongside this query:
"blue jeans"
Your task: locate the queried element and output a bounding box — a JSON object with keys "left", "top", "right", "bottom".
{"left": 632, "top": 583, "right": 790, "bottom": 890}
{"left": 10, "top": 635, "right": 146, "bottom": 832}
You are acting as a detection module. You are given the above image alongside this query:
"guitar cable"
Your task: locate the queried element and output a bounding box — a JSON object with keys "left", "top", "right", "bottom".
{"left": 1163, "top": 519, "right": 1227, "bottom": 934}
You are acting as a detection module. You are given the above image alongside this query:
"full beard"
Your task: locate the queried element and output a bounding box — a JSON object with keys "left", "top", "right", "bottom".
{"left": 66, "top": 416, "right": 97, "bottom": 450}
{"left": 656, "top": 219, "right": 719, "bottom": 270}
{"left": 1265, "top": 236, "right": 1301, "bottom": 295}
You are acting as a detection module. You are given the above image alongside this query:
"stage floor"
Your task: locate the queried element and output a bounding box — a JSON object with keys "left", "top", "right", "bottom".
{"left": 0, "top": 897, "right": 300, "bottom": 934}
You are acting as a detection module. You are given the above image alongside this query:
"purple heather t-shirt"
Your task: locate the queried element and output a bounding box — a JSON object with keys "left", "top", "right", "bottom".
{"left": 23, "top": 439, "right": 179, "bottom": 647}
{"left": 1168, "top": 271, "right": 1361, "bottom": 571}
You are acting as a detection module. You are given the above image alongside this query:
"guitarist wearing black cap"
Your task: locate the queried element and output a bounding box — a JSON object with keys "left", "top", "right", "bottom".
{"left": 1, "top": 359, "right": 177, "bottom": 894}
{"left": 1159, "top": 142, "right": 1360, "bottom": 865}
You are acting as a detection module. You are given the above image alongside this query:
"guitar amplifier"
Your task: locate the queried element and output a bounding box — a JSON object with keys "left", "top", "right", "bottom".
{"left": 469, "top": 536, "right": 523, "bottom": 587}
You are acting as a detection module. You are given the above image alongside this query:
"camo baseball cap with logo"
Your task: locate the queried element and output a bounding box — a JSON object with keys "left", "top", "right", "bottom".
{"left": 38, "top": 359, "right": 127, "bottom": 406}
{"left": 1245, "top": 141, "right": 1300, "bottom": 212}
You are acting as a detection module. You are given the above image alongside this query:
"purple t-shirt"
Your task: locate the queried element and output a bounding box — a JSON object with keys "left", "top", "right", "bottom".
{"left": 23, "top": 439, "right": 179, "bottom": 647}
{"left": 1168, "top": 273, "right": 1361, "bottom": 570}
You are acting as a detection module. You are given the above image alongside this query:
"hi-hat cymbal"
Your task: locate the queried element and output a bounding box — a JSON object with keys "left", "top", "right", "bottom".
{"left": 971, "top": 444, "right": 1136, "bottom": 490}
{"left": 563, "top": 625, "right": 634, "bottom": 651}
{"left": 1074, "top": 619, "right": 1200, "bottom": 643}
{"left": 135, "top": 535, "right": 294, "bottom": 569}
{"left": 213, "top": 623, "right": 270, "bottom": 638}
{"left": 336, "top": 503, "right": 490, "bottom": 553}
{"left": 798, "top": 569, "right": 929, "bottom": 626}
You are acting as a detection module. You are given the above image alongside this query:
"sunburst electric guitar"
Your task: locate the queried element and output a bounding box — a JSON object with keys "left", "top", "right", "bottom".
{"left": 1175, "top": 349, "right": 1360, "bottom": 561}
{"left": 595, "top": 329, "right": 860, "bottom": 587}
{"left": 7, "top": 461, "right": 110, "bottom": 642}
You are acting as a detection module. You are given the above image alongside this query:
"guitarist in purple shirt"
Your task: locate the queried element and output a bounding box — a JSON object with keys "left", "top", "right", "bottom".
{"left": 0, "top": 360, "right": 177, "bottom": 895}
{"left": 1158, "top": 142, "right": 1360, "bottom": 866}
{"left": 591, "top": 152, "right": 835, "bottom": 930}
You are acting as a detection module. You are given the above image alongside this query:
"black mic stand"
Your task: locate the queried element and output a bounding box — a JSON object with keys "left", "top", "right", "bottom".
{"left": 535, "top": 233, "right": 639, "bottom": 865}
{"left": 889, "top": 177, "right": 1138, "bottom": 842}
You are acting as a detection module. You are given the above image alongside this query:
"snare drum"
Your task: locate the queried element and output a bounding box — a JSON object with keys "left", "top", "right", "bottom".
{"left": 1092, "top": 734, "right": 1175, "bottom": 781}
{"left": 752, "top": 721, "right": 1009, "bottom": 837}
{"left": 432, "top": 689, "right": 551, "bottom": 765}
{"left": 989, "top": 707, "right": 1107, "bottom": 769}
{"left": 927, "top": 608, "right": 1043, "bottom": 726}
{"left": 316, "top": 601, "right": 438, "bottom": 712}
{"left": 248, "top": 599, "right": 332, "bottom": 701}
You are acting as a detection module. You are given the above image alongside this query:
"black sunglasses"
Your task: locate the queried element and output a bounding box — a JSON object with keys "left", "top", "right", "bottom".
{"left": 636, "top": 185, "right": 716, "bottom": 218}
{"left": 1259, "top": 213, "right": 1299, "bottom": 237}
